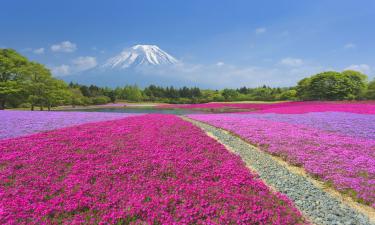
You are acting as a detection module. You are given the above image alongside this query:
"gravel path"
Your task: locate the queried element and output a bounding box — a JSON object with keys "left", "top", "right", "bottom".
{"left": 183, "top": 117, "right": 375, "bottom": 225}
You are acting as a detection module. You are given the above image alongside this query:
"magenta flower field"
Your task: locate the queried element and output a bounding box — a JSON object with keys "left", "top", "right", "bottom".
{"left": 0, "top": 111, "right": 139, "bottom": 140}
{"left": 0, "top": 114, "right": 305, "bottom": 224}
{"left": 189, "top": 109, "right": 375, "bottom": 208}
{"left": 160, "top": 101, "right": 375, "bottom": 114}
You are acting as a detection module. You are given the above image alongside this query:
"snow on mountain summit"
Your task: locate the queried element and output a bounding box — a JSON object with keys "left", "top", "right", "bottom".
{"left": 103, "top": 45, "right": 178, "bottom": 69}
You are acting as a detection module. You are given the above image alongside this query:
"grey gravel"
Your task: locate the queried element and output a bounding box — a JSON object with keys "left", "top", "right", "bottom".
{"left": 184, "top": 117, "right": 374, "bottom": 225}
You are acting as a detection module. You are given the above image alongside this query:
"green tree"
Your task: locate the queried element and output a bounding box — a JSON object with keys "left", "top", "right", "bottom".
{"left": 92, "top": 95, "right": 111, "bottom": 105}
{"left": 278, "top": 89, "right": 297, "bottom": 100}
{"left": 296, "top": 78, "right": 311, "bottom": 100}
{"left": 367, "top": 79, "right": 375, "bottom": 99}
{"left": 44, "top": 79, "right": 71, "bottom": 110}
{"left": 70, "top": 88, "right": 85, "bottom": 107}
{"left": 296, "top": 71, "right": 368, "bottom": 100}
{"left": 0, "top": 49, "right": 29, "bottom": 109}
{"left": 341, "top": 70, "right": 368, "bottom": 99}
{"left": 221, "top": 89, "right": 238, "bottom": 101}
{"left": 24, "top": 62, "right": 54, "bottom": 110}
{"left": 122, "top": 85, "right": 143, "bottom": 102}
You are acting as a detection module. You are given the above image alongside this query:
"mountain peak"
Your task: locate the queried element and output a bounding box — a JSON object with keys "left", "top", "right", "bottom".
{"left": 103, "top": 44, "right": 178, "bottom": 69}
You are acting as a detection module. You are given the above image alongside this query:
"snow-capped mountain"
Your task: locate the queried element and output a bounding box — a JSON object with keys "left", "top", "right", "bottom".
{"left": 103, "top": 45, "right": 178, "bottom": 69}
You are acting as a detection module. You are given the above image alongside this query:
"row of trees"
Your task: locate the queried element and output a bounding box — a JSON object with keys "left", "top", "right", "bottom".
{"left": 63, "top": 72, "right": 375, "bottom": 103}
{"left": 66, "top": 83, "right": 299, "bottom": 104}
{"left": 1, "top": 48, "right": 375, "bottom": 110}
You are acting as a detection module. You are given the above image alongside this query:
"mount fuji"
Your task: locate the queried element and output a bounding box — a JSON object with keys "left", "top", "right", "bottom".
{"left": 62, "top": 44, "right": 196, "bottom": 87}
{"left": 103, "top": 45, "right": 179, "bottom": 69}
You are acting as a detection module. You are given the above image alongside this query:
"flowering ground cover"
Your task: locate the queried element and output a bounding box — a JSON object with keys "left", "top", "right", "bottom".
{"left": 0, "top": 110, "right": 139, "bottom": 140}
{"left": 160, "top": 101, "right": 375, "bottom": 114}
{"left": 234, "top": 112, "right": 375, "bottom": 140}
{"left": 188, "top": 113, "right": 375, "bottom": 208}
{"left": 0, "top": 114, "right": 306, "bottom": 224}
{"left": 257, "top": 101, "right": 375, "bottom": 114}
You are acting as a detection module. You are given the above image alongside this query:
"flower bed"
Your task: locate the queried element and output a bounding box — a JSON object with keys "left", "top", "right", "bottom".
{"left": 0, "top": 110, "right": 138, "bottom": 140}
{"left": 0, "top": 114, "right": 305, "bottom": 224}
{"left": 160, "top": 101, "right": 375, "bottom": 114}
{"left": 188, "top": 113, "right": 375, "bottom": 208}
{"left": 233, "top": 112, "right": 375, "bottom": 140}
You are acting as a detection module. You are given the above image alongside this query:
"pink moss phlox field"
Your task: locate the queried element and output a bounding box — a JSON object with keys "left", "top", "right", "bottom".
{"left": 0, "top": 115, "right": 305, "bottom": 224}
{"left": 188, "top": 114, "right": 375, "bottom": 208}
{"left": 258, "top": 101, "right": 375, "bottom": 114}
{"left": 160, "top": 101, "right": 375, "bottom": 114}
{"left": 0, "top": 110, "right": 139, "bottom": 140}
{"left": 235, "top": 112, "right": 375, "bottom": 140}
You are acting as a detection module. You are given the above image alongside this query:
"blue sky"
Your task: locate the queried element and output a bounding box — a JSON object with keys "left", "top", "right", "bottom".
{"left": 1, "top": 0, "right": 374, "bottom": 88}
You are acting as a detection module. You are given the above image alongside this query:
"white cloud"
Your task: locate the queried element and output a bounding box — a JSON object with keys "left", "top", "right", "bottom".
{"left": 51, "top": 64, "right": 71, "bottom": 76}
{"left": 33, "top": 48, "right": 45, "bottom": 54}
{"left": 72, "top": 56, "right": 97, "bottom": 71}
{"left": 51, "top": 41, "right": 77, "bottom": 53}
{"left": 216, "top": 61, "right": 225, "bottom": 67}
{"left": 279, "top": 57, "right": 304, "bottom": 67}
{"left": 344, "top": 64, "right": 371, "bottom": 74}
{"left": 50, "top": 56, "right": 97, "bottom": 77}
{"left": 255, "top": 27, "right": 267, "bottom": 34}
{"left": 344, "top": 43, "right": 356, "bottom": 49}
{"left": 136, "top": 60, "right": 323, "bottom": 88}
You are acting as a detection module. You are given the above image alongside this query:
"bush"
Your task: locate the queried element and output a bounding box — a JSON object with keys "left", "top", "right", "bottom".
{"left": 18, "top": 103, "right": 31, "bottom": 108}
{"left": 91, "top": 96, "right": 111, "bottom": 105}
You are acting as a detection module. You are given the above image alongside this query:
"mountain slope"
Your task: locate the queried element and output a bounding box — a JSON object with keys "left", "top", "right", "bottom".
{"left": 103, "top": 45, "right": 178, "bottom": 69}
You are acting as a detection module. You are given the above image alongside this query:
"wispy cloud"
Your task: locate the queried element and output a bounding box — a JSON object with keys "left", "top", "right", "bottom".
{"left": 73, "top": 56, "right": 97, "bottom": 71}
{"left": 216, "top": 62, "right": 225, "bottom": 67}
{"left": 51, "top": 56, "right": 97, "bottom": 76}
{"left": 279, "top": 57, "right": 304, "bottom": 67}
{"left": 255, "top": 27, "right": 267, "bottom": 35}
{"left": 135, "top": 61, "right": 323, "bottom": 88}
{"left": 51, "top": 41, "right": 77, "bottom": 53}
{"left": 344, "top": 43, "right": 356, "bottom": 49}
{"left": 33, "top": 48, "right": 45, "bottom": 54}
{"left": 344, "top": 64, "right": 371, "bottom": 74}
{"left": 51, "top": 64, "right": 70, "bottom": 76}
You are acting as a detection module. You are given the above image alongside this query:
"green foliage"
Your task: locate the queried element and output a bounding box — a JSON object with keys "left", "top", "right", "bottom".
{"left": 222, "top": 89, "right": 239, "bottom": 100}
{"left": 296, "top": 71, "right": 368, "bottom": 100}
{"left": 0, "top": 49, "right": 73, "bottom": 110}
{"left": 278, "top": 89, "right": 297, "bottom": 100}
{"left": 91, "top": 95, "right": 111, "bottom": 105}
{"left": 0, "top": 49, "right": 75, "bottom": 110}
{"left": 342, "top": 70, "right": 368, "bottom": 98}
{"left": 0, "top": 49, "right": 30, "bottom": 109}
{"left": 366, "top": 79, "right": 375, "bottom": 99}
{"left": 117, "top": 85, "right": 143, "bottom": 102}
{"left": 142, "top": 85, "right": 202, "bottom": 103}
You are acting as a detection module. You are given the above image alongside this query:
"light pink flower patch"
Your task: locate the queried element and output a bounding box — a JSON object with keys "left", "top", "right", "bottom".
{"left": 189, "top": 113, "right": 375, "bottom": 207}
{"left": 0, "top": 110, "right": 139, "bottom": 140}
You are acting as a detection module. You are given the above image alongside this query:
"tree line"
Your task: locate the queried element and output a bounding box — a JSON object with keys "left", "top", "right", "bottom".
{"left": 1, "top": 49, "right": 375, "bottom": 110}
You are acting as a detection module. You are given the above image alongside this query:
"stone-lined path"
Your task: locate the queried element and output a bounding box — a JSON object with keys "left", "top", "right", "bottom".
{"left": 183, "top": 117, "right": 375, "bottom": 225}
